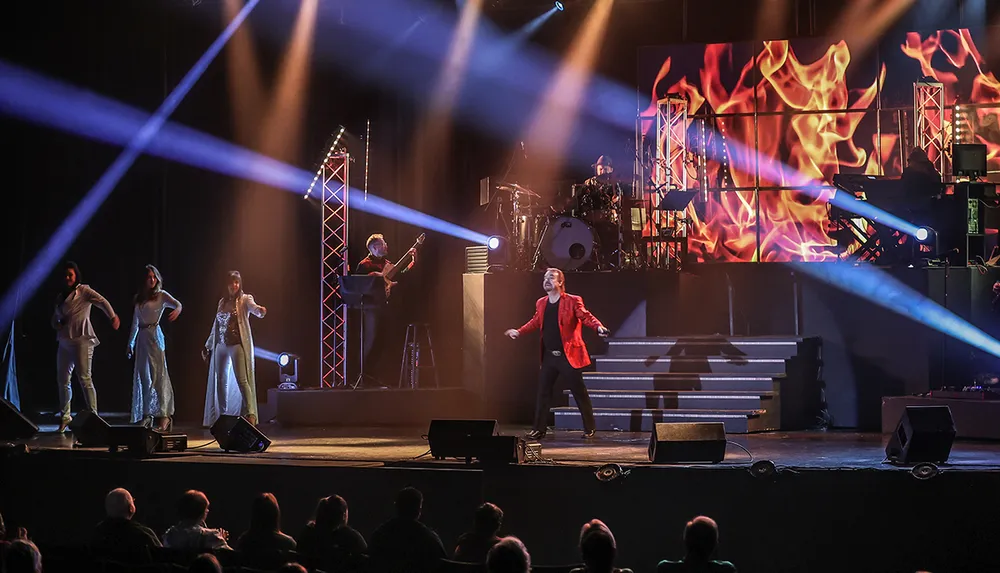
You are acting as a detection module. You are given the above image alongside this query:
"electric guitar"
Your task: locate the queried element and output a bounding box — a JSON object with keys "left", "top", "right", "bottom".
{"left": 382, "top": 233, "right": 426, "bottom": 297}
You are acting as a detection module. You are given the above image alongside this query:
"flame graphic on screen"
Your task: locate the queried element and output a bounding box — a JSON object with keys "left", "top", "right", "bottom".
{"left": 646, "top": 29, "right": 999, "bottom": 262}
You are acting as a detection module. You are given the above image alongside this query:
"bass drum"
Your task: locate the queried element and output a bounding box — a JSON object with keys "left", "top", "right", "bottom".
{"left": 539, "top": 216, "right": 595, "bottom": 270}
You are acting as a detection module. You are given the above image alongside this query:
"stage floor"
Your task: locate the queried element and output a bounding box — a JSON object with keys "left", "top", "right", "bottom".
{"left": 24, "top": 424, "right": 1000, "bottom": 471}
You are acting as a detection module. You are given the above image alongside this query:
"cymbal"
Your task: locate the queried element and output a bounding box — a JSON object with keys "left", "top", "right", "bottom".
{"left": 510, "top": 183, "right": 541, "bottom": 198}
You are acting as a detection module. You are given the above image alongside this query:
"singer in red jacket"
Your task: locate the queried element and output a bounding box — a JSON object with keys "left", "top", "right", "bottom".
{"left": 505, "top": 268, "right": 609, "bottom": 440}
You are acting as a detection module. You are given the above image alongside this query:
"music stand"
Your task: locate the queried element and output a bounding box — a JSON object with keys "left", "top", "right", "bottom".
{"left": 337, "top": 275, "right": 386, "bottom": 390}
{"left": 657, "top": 190, "right": 698, "bottom": 211}
{"left": 652, "top": 190, "right": 698, "bottom": 269}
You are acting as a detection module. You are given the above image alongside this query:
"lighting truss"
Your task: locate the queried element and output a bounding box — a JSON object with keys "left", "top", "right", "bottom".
{"left": 652, "top": 94, "right": 688, "bottom": 268}
{"left": 310, "top": 130, "right": 349, "bottom": 388}
{"left": 655, "top": 94, "right": 688, "bottom": 191}
{"left": 913, "top": 80, "right": 947, "bottom": 178}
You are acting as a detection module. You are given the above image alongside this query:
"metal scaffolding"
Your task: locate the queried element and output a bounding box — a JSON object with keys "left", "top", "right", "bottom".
{"left": 307, "top": 135, "right": 349, "bottom": 388}
{"left": 655, "top": 95, "right": 689, "bottom": 191}
{"left": 913, "top": 81, "right": 947, "bottom": 177}
{"left": 651, "top": 95, "right": 689, "bottom": 267}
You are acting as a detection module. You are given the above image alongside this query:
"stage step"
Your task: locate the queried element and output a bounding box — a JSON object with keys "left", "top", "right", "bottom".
{"left": 605, "top": 336, "right": 809, "bottom": 359}
{"left": 567, "top": 389, "right": 774, "bottom": 411}
{"left": 594, "top": 355, "right": 791, "bottom": 374}
{"left": 553, "top": 335, "right": 821, "bottom": 434}
{"left": 582, "top": 372, "right": 781, "bottom": 392}
{"left": 552, "top": 407, "right": 773, "bottom": 434}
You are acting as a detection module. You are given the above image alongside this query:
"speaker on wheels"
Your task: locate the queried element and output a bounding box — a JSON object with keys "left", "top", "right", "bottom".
{"left": 885, "top": 405, "right": 955, "bottom": 465}
{"left": 426, "top": 419, "right": 522, "bottom": 464}
{"left": 648, "top": 422, "right": 727, "bottom": 463}
{"left": 108, "top": 426, "right": 188, "bottom": 456}
{"left": 210, "top": 415, "right": 270, "bottom": 453}
{"left": 68, "top": 409, "right": 110, "bottom": 447}
{"left": 0, "top": 397, "right": 37, "bottom": 440}
{"left": 108, "top": 426, "right": 162, "bottom": 456}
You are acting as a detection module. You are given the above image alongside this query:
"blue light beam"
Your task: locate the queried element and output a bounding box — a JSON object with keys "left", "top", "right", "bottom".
{"left": 719, "top": 135, "right": 923, "bottom": 237}
{"left": 255, "top": 347, "right": 281, "bottom": 362}
{"left": 0, "top": 0, "right": 260, "bottom": 331}
{"left": 0, "top": 59, "right": 490, "bottom": 319}
{"left": 0, "top": 61, "right": 491, "bottom": 246}
{"left": 791, "top": 262, "right": 1000, "bottom": 358}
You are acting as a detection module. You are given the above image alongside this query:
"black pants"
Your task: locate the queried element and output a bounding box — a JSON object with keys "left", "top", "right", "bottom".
{"left": 533, "top": 352, "right": 596, "bottom": 432}
{"left": 361, "top": 308, "right": 383, "bottom": 372}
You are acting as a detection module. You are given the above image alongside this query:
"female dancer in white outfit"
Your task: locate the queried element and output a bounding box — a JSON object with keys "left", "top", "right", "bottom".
{"left": 52, "top": 261, "right": 119, "bottom": 432}
{"left": 127, "top": 265, "right": 182, "bottom": 431}
{"left": 203, "top": 271, "right": 266, "bottom": 427}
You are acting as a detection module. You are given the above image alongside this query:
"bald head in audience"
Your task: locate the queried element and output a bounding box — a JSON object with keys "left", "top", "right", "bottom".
{"left": 487, "top": 536, "right": 531, "bottom": 573}
{"left": 106, "top": 488, "right": 137, "bottom": 520}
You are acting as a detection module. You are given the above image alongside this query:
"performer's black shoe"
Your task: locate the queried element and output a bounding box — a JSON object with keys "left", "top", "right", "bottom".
{"left": 582, "top": 429, "right": 597, "bottom": 439}
{"left": 526, "top": 429, "right": 546, "bottom": 440}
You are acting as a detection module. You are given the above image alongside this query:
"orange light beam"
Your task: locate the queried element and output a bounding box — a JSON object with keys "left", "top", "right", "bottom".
{"left": 405, "top": 0, "right": 483, "bottom": 209}
{"left": 429, "top": 0, "right": 483, "bottom": 118}
{"left": 531, "top": 5, "right": 617, "bottom": 177}
{"left": 522, "top": 0, "right": 616, "bottom": 185}
{"left": 259, "top": 0, "right": 319, "bottom": 162}
{"left": 223, "top": 0, "right": 265, "bottom": 146}
{"left": 829, "top": 0, "right": 916, "bottom": 61}
{"left": 755, "top": 0, "right": 791, "bottom": 41}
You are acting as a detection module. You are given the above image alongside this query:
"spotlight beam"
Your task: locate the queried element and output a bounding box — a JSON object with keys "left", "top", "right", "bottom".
{"left": 523, "top": 0, "right": 615, "bottom": 182}
{"left": 0, "top": 60, "right": 489, "bottom": 324}
{"left": 0, "top": 62, "right": 492, "bottom": 245}
{"left": 719, "top": 135, "right": 923, "bottom": 237}
{"left": 0, "top": 0, "right": 260, "bottom": 331}
{"left": 255, "top": 347, "right": 281, "bottom": 362}
{"left": 791, "top": 261, "right": 1000, "bottom": 358}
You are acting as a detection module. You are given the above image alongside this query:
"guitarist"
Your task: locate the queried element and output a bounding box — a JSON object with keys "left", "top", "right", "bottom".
{"left": 356, "top": 234, "right": 418, "bottom": 382}
{"left": 356, "top": 233, "right": 418, "bottom": 281}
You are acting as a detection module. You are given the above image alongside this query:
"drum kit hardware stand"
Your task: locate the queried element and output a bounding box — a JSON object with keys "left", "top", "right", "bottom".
{"left": 480, "top": 97, "right": 703, "bottom": 272}
{"left": 485, "top": 177, "right": 691, "bottom": 272}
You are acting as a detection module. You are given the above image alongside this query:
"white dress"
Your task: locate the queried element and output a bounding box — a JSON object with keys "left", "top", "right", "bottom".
{"left": 203, "top": 293, "right": 265, "bottom": 427}
{"left": 127, "top": 291, "right": 181, "bottom": 423}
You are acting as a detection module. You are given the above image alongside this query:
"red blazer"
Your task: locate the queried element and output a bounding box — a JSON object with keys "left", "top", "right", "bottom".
{"left": 516, "top": 293, "right": 605, "bottom": 369}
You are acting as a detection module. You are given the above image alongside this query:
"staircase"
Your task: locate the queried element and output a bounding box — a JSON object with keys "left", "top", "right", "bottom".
{"left": 553, "top": 336, "right": 823, "bottom": 434}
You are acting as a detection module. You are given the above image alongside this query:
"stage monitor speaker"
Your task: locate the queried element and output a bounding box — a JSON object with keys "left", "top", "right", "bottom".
{"left": 427, "top": 419, "right": 498, "bottom": 460}
{"left": 158, "top": 433, "right": 188, "bottom": 452}
{"left": 210, "top": 415, "right": 270, "bottom": 453}
{"left": 108, "top": 425, "right": 162, "bottom": 456}
{"left": 885, "top": 405, "right": 955, "bottom": 464}
{"left": 0, "top": 397, "right": 37, "bottom": 440}
{"left": 476, "top": 435, "right": 526, "bottom": 465}
{"left": 69, "top": 409, "right": 110, "bottom": 447}
{"left": 648, "top": 422, "right": 727, "bottom": 463}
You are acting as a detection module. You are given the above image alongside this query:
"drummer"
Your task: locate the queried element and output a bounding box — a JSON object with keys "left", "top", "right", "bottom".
{"left": 585, "top": 155, "right": 616, "bottom": 186}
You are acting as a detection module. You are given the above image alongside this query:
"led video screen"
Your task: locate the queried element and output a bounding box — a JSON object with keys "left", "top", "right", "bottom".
{"left": 638, "top": 28, "right": 1000, "bottom": 262}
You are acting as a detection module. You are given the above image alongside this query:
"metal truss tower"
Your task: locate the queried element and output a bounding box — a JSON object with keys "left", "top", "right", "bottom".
{"left": 306, "top": 129, "right": 349, "bottom": 388}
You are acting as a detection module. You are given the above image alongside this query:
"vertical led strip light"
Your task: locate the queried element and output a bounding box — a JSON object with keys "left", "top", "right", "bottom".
{"left": 364, "top": 119, "right": 371, "bottom": 200}
{"left": 0, "top": 0, "right": 260, "bottom": 329}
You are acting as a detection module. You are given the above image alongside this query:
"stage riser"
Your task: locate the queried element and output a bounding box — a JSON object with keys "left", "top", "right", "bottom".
{"left": 553, "top": 410, "right": 765, "bottom": 433}
{"left": 582, "top": 374, "right": 780, "bottom": 393}
{"left": 563, "top": 333, "right": 818, "bottom": 433}
{"left": 467, "top": 267, "right": 1000, "bottom": 429}
{"left": 273, "top": 388, "right": 481, "bottom": 427}
{"left": 882, "top": 396, "right": 1000, "bottom": 440}
{"left": 569, "top": 393, "right": 771, "bottom": 411}
{"left": 605, "top": 339, "right": 805, "bottom": 359}
{"left": 595, "top": 356, "right": 790, "bottom": 374}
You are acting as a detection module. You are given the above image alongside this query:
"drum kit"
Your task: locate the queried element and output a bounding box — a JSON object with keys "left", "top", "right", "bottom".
{"left": 494, "top": 180, "right": 626, "bottom": 271}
